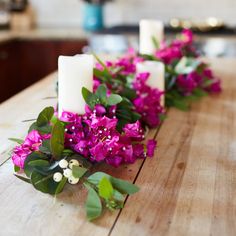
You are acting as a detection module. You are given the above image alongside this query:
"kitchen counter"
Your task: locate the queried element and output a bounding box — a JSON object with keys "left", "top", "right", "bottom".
{"left": 0, "top": 58, "right": 236, "bottom": 236}
{"left": 1, "top": 28, "right": 236, "bottom": 57}
{"left": 0, "top": 28, "right": 89, "bottom": 44}
{"left": 1, "top": 27, "right": 236, "bottom": 43}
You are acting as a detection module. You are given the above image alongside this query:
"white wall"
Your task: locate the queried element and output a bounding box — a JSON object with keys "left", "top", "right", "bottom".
{"left": 30, "top": 0, "right": 236, "bottom": 28}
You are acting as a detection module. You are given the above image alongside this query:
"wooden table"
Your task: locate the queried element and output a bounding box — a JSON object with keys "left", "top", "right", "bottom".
{"left": 0, "top": 58, "right": 235, "bottom": 236}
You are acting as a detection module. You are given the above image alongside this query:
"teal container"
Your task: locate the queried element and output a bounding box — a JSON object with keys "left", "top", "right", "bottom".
{"left": 83, "top": 3, "right": 104, "bottom": 31}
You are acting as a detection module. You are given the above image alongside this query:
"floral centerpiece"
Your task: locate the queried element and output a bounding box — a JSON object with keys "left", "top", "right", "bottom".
{"left": 10, "top": 82, "right": 159, "bottom": 221}
{"left": 9, "top": 29, "right": 221, "bottom": 222}
{"left": 96, "top": 30, "right": 221, "bottom": 110}
{"left": 149, "top": 29, "right": 221, "bottom": 109}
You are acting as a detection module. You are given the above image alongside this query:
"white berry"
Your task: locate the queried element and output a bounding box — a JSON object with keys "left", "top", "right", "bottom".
{"left": 68, "top": 176, "right": 80, "bottom": 185}
{"left": 63, "top": 168, "right": 72, "bottom": 178}
{"left": 53, "top": 172, "right": 63, "bottom": 182}
{"left": 59, "top": 159, "right": 68, "bottom": 169}
{"left": 69, "top": 159, "right": 79, "bottom": 169}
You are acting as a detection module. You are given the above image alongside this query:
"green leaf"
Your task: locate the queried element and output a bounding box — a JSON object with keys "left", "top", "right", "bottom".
{"left": 37, "top": 106, "right": 54, "bottom": 127}
{"left": 14, "top": 174, "right": 31, "bottom": 184}
{"left": 82, "top": 86, "right": 92, "bottom": 101}
{"left": 159, "top": 113, "right": 167, "bottom": 122}
{"left": 87, "top": 172, "right": 139, "bottom": 195}
{"left": 110, "top": 178, "right": 139, "bottom": 195}
{"left": 39, "top": 139, "right": 51, "bottom": 154}
{"left": 31, "top": 171, "right": 51, "bottom": 193}
{"left": 37, "top": 125, "right": 52, "bottom": 134}
{"left": 192, "top": 88, "right": 208, "bottom": 97}
{"left": 72, "top": 165, "right": 88, "bottom": 178}
{"left": 98, "top": 177, "right": 113, "bottom": 200}
{"left": 14, "top": 165, "right": 21, "bottom": 172}
{"left": 140, "top": 54, "right": 158, "bottom": 61}
{"left": 27, "top": 107, "right": 53, "bottom": 134}
{"left": 55, "top": 176, "right": 67, "bottom": 195}
{"left": 8, "top": 138, "right": 24, "bottom": 144}
{"left": 173, "top": 99, "right": 189, "bottom": 111}
{"left": 93, "top": 53, "right": 110, "bottom": 73}
{"left": 87, "top": 172, "right": 109, "bottom": 186}
{"left": 82, "top": 87, "right": 99, "bottom": 109}
{"left": 175, "top": 57, "right": 201, "bottom": 75}
{"left": 84, "top": 183, "right": 102, "bottom": 221}
{"left": 118, "top": 97, "right": 133, "bottom": 107}
{"left": 107, "top": 94, "right": 123, "bottom": 106}
{"left": 120, "top": 87, "right": 137, "bottom": 100}
{"left": 28, "top": 122, "right": 52, "bottom": 134}
{"left": 50, "top": 115, "right": 59, "bottom": 125}
{"left": 37, "top": 161, "right": 60, "bottom": 174}
{"left": 93, "top": 68, "right": 106, "bottom": 78}
{"left": 152, "top": 36, "right": 159, "bottom": 49}
{"left": 28, "top": 122, "right": 37, "bottom": 133}
{"left": 203, "top": 79, "right": 215, "bottom": 87}
{"left": 113, "top": 190, "right": 124, "bottom": 202}
{"left": 62, "top": 149, "right": 74, "bottom": 156}
{"left": 166, "top": 76, "right": 177, "bottom": 90}
{"left": 93, "top": 68, "right": 112, "bottom": 84}
{"left": 116, "top": 118, "right": 129, "bottom": 132}
{"left": 30, "top": 171, "right": 59, "bottom": 194}
{"left": 50, "top": 121, "right": 65, "bottom": 159}
{"left": 116, "top": 109, "right": 132, "bottom": 121}
{"left": 131, "top": 112, "right": 142, "bottom": 122}
{"left": 28, "top": 160, "right": 49, "bottom": 167}
{"left": 95, "top": 84, "right": 107, "bottom": 104}
{"left": 24, "top": 151, "right": 48, "bottom": 177}
{"left": 116, "top": 98, "right": 140, "bottom": 128}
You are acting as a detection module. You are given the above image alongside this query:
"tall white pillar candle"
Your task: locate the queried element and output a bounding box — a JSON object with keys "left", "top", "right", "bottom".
{"left": 58, "top": 55, "right": 94, "bottom": 116}
{"left": 136, "top": 61, "right": 165, "bottom": 106}
{"left": 139, "top": 19, "right": 164, "bottom": 55}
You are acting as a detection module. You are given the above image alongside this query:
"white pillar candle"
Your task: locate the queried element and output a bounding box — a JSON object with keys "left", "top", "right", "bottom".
{"left": 139, "top": 19, "right": 164, "bottom": 55}
{"left": 136, "top": 61, "right": 165, "bottom": 106}
{"left": 58, "top": 55, "right": 94, "bottom": 116}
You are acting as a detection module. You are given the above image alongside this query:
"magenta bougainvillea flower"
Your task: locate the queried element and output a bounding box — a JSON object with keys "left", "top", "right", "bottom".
{"left": 11, "top": 130, "right": 50, "bottom": 169}
{"left": 177, "top": 73, "right": 198, "bottom": 95}
{"left": 147, "top": 139, "right": 157, "bottom": 157}
{"left": 115, "top": 58, "right": 136, "bottom": 75}
{"left": 12, "top": 146, "right": 32, "bottom": 169}
{"left": 93, "top": 55, "right": 165, "bottom": 129}
{"left": 202, "top": 68, "right": 222, "bottom": 93}
{"left": 62, "top": 106, "right": 156, "bottom": 167}
{"left": 155, "top": 46, "right": 182, "bottom": 64}
{"left": 132, "top": 72, "right": 165, "bottom": 127}
{"left": 11, "top": 109, "right": 157, "bottom": 169}
{"left": 207, "top": 79, "right": 222, "bottom": 93}
{"left": 154, "top": 29, "right": 197, "bottom": 64}
{"left": 123, "top": 121, "right": 144, "bottom": 140}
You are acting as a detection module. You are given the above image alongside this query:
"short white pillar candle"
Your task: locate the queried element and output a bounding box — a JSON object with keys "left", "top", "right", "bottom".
{"left": 139, "top": 19, "right": 164, "bottom": 55}
{"left": 58, "top": 55, "right": 94, "bottom": 116}
{"left": 136, "top": 60, "right": 165, "bottom": 106}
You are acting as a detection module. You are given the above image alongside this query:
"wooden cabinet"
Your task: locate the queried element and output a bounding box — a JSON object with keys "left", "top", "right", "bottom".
{"left": 0, "top": 39, "right": 87, "bottom": 103}
{"left": 0, "top": 41, "right": 21, "bottom": 102}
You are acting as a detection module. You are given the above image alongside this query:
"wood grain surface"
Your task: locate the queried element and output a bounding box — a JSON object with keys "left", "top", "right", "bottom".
{"left": 0, "top": 58, "right": 235, "bottom": 236}
{"left": 111, "top": 58, "right": 236, "bottom": 236}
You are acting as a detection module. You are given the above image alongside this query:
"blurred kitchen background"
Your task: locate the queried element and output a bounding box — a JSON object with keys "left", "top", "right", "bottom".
{"left": 29, "top": 0, "right": 236, "bottom": 28}
{"left": 0, "top": 0, "right": 235, "bottom": 103}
